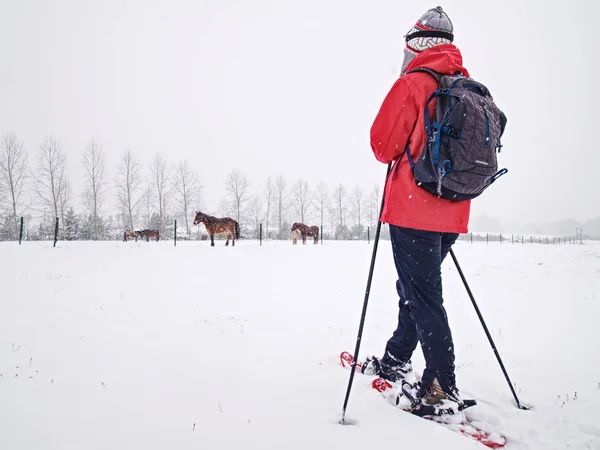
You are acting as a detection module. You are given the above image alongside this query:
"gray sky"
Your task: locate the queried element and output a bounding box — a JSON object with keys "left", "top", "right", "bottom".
{"left": 0, "top": 0, "right": 597, "bottom": 223}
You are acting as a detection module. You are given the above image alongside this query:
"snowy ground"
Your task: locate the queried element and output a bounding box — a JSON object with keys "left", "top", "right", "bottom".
{"left": 1, "top": 238, "right": 600, "bottom": 449}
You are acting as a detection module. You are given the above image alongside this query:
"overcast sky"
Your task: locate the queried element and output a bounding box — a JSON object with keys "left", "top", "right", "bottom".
{"left": 0, "top": 0, "right": 597, "bottom": 224}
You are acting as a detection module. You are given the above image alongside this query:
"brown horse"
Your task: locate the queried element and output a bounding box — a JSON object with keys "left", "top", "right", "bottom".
{"left": 137, "top": 229, "right": 160, "bottom": 242}
{"left": 291, "top": 222, "right": 319, "bottom": 244}
{"left": 123, "top": 230, "right": 139, "bottom": 242}
{"left": 193, "top": 211, "right": 240, "bottom": 246}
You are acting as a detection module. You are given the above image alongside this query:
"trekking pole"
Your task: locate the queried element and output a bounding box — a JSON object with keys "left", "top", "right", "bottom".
{"left": 340, "top": 163, "right": 391, "bottom": 424}
{"left": 449, "top": 248, "right": 530, "bottom": 410}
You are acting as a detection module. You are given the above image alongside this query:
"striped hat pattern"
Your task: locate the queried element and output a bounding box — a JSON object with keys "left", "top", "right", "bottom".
{"left": 404, "top": 6, "right": 454, "bottom": 53}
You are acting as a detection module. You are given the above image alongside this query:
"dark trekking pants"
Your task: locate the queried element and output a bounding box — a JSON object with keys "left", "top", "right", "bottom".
{"left": 381, "top": 225, "right": 459, "bottom": 396}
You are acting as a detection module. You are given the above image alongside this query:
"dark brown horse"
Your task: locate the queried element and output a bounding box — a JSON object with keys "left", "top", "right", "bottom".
{"left": 193, "top": 211, "right": 240, "bottom": 246}
{"left": 291, "top": 222, "right": 319, "bottom": 244}
{"left": 137, "top": 229, "right": 160, "bottom": 242}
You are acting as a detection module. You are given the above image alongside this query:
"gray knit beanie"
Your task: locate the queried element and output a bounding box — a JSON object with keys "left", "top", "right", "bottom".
{"left": 400, "top": 6, "right": 454, "bottom": 75}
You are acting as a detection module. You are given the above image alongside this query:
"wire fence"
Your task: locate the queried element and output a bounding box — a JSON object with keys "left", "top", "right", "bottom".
{"left": 3, "top": 216, "right": 597, "bottom": 246}
{"left": 457, "top": 232, "right": 588, "bottom": 245}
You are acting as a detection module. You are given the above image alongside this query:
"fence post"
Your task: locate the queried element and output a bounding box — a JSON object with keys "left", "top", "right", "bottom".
{"left": 486, "top": 233, "right": 489, "bottom": 244}
{"left": 260, "top": 223, "right": 262, "bottom": 246}
{"left": 367, "top": 226, "right": 370, "bottom": 244}
{"left": 470, "top": 233, "right": 473, "bottom": 244}
{"left": 174, "top": 220, "right": 177, "bottom": 246}
{"left": 500, "top": 233, "right": 503, "bottom": 244}
{"left": 19, "top": 216, "right": 24, "bottom": 245}
{"left": 53, "top": 217, "right": 59, "bottom": 247}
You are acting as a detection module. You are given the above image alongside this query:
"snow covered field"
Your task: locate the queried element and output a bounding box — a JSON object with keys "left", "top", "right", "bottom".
{"left": 1, "top": 239, "right": 600, "bottom": 449}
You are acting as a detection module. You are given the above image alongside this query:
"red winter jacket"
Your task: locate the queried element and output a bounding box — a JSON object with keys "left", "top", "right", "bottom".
{"left": 370, "top": 44, "right": 471, "bottom": 234}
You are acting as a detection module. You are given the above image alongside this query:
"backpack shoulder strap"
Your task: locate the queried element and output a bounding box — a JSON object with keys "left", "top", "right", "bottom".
{"left": 406, "top": 67, "right": 442, "bottom": 81}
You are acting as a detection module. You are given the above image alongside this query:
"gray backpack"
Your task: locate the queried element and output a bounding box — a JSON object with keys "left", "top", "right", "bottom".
{"left": 405, "top": 68, "right": 508, "bottom": 201}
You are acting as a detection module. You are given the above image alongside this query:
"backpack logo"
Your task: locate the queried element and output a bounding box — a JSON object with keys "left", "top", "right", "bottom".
{"left": 405, "top": 68, "right": 508, "bottom": 202}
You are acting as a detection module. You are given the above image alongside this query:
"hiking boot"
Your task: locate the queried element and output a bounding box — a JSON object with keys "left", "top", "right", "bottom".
{"left": 362, "top": 354, "right": 413, "bottom": 383}
{"left": 381, "top": 351, "right": 414, "bottom": 382}
{"left": 420, "top": 377, "right": 460, "bottom": 405}
{"left": 397, "top": 378, "right": 466, "bottom": 417}
{"left": 360, "top": 355, "right": 382, "bottom": 376}
{"left": 380, "top": 360, "right": 413, "bottom": 383}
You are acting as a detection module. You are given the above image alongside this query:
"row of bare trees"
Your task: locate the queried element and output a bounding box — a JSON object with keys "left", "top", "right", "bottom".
{"left": 0, "top": 131, "right": 382, "bottom": 241}
{"left": 0, "top": 132, "right": 205, "bottom": 240}
{"left": 221, "top": 171, "right": 382, "bottom": 240}
{"left": 111, "top": 150, "right": 204, "bottom": 237}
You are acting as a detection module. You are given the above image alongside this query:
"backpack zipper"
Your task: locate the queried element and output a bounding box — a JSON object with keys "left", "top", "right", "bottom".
{"left": 483, "top": 105, "right": 490, "bottom": 148}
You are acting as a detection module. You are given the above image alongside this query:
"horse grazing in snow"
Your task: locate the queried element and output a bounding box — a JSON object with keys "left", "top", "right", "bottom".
{"left": 137, "top": 229, "right": 160, "bottom": 242}
{"left": 291, "top": 222, "right": 319, "bottom": 244}
{"left": 193, "top": 211, "right": 240, "bottom": 246}
{"left": 291, "top": 228, "right": 302, "bottom": 245}
{"left": 123, "top": 230, "right": 139, "bottom": 242}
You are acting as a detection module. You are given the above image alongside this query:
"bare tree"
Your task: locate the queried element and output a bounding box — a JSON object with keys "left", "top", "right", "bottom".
{"left": 173, "top": 160, "right": 202, "bottom": 237}
{"left": 140, "top": 186, "right": 154, "bottom": 229}
{"left": 313, "top": 181, "right": 329, "bottom": 233}
{"left": 291, "top": 179, "right": 312, "bottom": 224}
{"left": 248, "top": 195, "right": 264, "bottom": 237}
{"left": 349, "top": 185, "right": 366, "bottom": 239}
{"left": 366, "top": 185, "right": 381, "bottom": 231}
{"left": 115, "top": 149, "right": 143, "bottom": 232}
{"left": 149, "top": 153, "right": 172, "bottom": 233}
{"left": 217, "top": 198, "right": 230, "bottom": 217}
{"left": 58, "top": 181, "right": 72, "bottom": 235}
{"left": 274, "top": 174, "right": 288, "bottom": 238}
{"left": 263, "top": 176, "right": 274, "bottom": 239}
{"left": 0, "top": 132, "right": 29, "bottom": 238}
{"left": 82, "top": 139, "right": 106, "bottom": 240}
{"left": 191, "top": 186, "right": 205, "bottom": 214}
{"left": 225, "top": 169, "right": 251, "bottom": 227}
{"left": 332, "top": 184, "right": 348, "bottom": 227}
{"left": 32, "top": 135, "right": 70, "bottom": 232}
{"left": 332, "top": 184, "right": 348, "bottom": 239}
{"left": 328, "top": 203, "right": 337, "bottom": 240}
{"left": 350, "top": 185, "right": 365, "bottom": 227}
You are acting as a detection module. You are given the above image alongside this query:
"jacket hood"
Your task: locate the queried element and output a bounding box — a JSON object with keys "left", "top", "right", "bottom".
{"left": 404, "top": 44, "right": 469, "bottom": 77}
